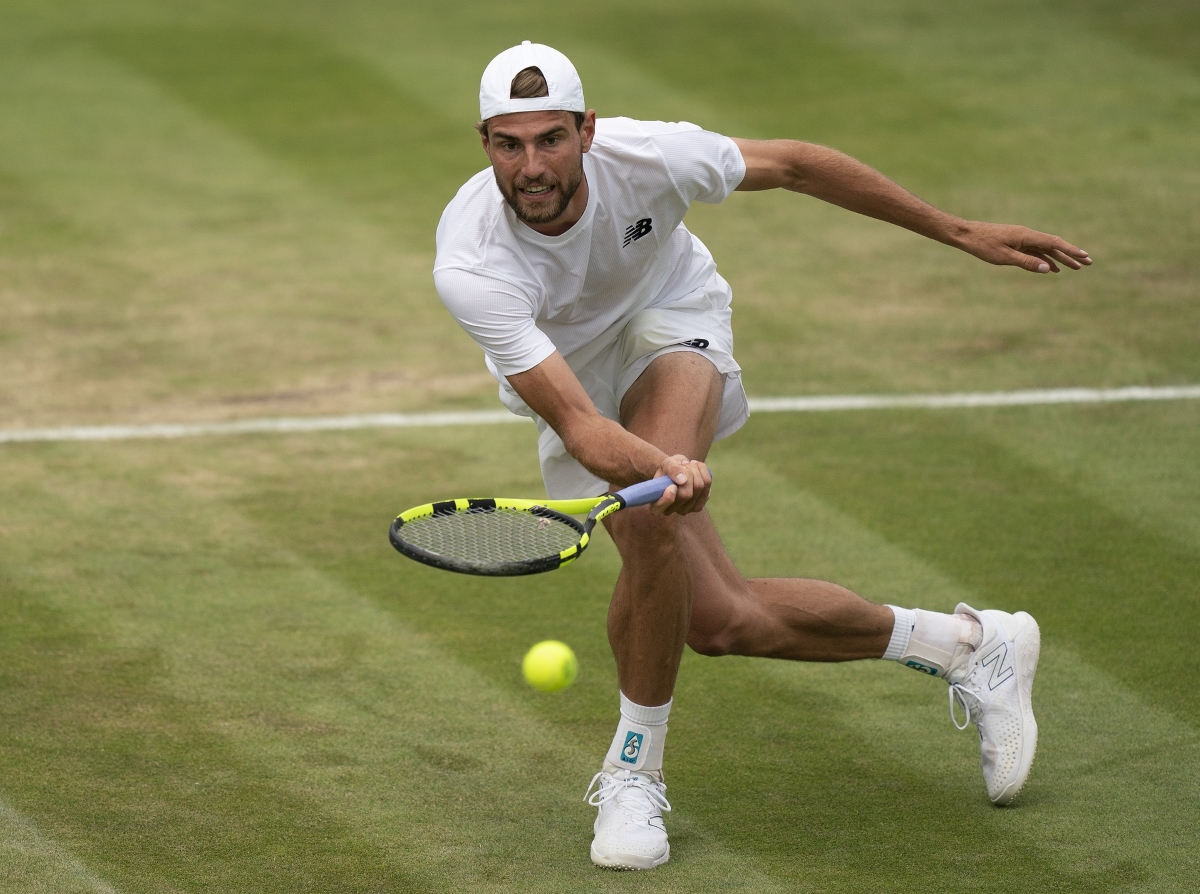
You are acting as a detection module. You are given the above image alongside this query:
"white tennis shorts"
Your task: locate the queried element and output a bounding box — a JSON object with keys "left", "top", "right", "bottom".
{"left": 497, "top": 273, "right": 749, "bottom": 499}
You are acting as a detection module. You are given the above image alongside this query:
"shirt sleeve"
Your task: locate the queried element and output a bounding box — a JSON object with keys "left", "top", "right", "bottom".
{"left": 654, "top": 127, "right": 747, "bottom": 205}
{"left": 432, "top": 267, "right": 557, "bottom": 377}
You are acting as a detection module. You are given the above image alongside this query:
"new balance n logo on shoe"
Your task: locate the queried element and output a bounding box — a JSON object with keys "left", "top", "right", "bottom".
{"left": 981, "top": 642, "right": 1015, "bottom": 690}
{"left": 620, "top": 731, "right": 644, "bottom": 763}
{"left": 623, "top": 218, "right": 653, "bottom": 246}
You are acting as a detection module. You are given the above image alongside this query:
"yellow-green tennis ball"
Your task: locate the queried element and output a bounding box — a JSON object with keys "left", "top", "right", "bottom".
{"left": 522, "top": 640, "right": 578, "bottom": 692}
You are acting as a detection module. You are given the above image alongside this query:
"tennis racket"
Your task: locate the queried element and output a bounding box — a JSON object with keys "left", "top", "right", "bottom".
{"left": 388, "top": 475, "right": 682, "bottom": 576}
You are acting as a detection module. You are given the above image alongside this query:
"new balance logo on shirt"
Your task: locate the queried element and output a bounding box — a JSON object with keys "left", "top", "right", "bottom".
{"left": 623, "top": 218, "right": 653, "bottom": 247}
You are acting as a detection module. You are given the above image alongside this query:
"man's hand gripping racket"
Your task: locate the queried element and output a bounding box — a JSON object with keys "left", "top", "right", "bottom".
{"left": 389, "top": 470, "right": 707, "bottom": 577}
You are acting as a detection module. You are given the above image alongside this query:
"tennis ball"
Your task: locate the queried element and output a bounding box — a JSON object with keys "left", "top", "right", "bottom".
{"left": 522, "top": 640, "right": 578, "bottom": 692}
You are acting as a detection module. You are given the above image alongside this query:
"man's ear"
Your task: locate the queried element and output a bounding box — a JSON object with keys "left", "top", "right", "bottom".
{"left": 579, "top": 110, "right": 597, "bottom": 153}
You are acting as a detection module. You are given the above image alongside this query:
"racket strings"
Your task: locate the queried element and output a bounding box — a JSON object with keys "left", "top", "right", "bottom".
{"left": 399, "top": 507, "right": 582, "bottom": 567}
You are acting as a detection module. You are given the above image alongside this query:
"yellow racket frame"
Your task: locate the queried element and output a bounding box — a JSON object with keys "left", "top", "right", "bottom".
{"left": 393, "top": 492, "right": 627, "bottom": 572}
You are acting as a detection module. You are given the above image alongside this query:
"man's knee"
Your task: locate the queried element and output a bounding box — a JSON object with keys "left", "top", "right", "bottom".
{"left": 687, "top": 630, "right": 734, "bottom": 657}
{"left": 687, "top": 617, "right": 750, "bottom": 657}
{"left": 686, "top": 601, "right": 748, "bottom": 657}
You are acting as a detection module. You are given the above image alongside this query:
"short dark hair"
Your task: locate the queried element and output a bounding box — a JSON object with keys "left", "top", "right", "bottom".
{"left": 476, "top": 65, "right": 586, "bottom": 135}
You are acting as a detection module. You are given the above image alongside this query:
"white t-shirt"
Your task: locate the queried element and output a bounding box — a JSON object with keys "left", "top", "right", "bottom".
{"left": 433, "top": 118, "right": 746, "bottom": 380}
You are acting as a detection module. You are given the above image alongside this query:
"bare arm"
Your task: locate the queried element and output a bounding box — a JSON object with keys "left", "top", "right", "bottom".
{"left": 506, "top": 351, "right": 711, "bottom": 514}
{"left": 733, "top": 138, "right": 1091, "bottom": 274}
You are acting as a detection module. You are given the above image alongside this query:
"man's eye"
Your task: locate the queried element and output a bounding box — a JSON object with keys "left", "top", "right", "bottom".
{"left": 544, "top": 137, "right": 559, "bottom": 146}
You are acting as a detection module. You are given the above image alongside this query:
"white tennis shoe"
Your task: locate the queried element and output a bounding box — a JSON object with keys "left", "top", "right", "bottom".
{"left": 947, "top": 603, "right": 1040, "bottom": 805}
{"left": 585, "top": 769, "right": 671, "bottom": 870}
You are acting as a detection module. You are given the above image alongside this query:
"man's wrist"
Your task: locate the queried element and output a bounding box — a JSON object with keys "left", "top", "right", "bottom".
{"left": 644, "top": 451, "right": 671, "bottom": 483}
{"left": 937, "top": 216, "right": 975, "bottom": 251}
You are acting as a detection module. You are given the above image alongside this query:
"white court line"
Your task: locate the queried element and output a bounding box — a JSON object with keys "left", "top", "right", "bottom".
{"left": 1, "top": 385, "right": 1198, "bottom": 445}
{"left": 0, "top": 410, "right": 525, "bottom": 444}
{"left": 747, "top": 384, "right": 1200, "bottom": 412}
{"left": 0, "top": 798, "right": 120, "bottom": 893}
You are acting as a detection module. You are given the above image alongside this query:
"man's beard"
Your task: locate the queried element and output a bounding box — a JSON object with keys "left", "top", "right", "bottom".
{"left": 499, "top": 165, "right": 583, "bottom": 226}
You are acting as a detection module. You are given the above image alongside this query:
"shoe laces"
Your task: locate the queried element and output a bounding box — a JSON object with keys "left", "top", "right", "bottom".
{"left": 949, "top": 683, "right": 979, "bottom": 731}
{"left": 584, "top": 771, "right": 671, "bottom": 825}
{"left": 948, "top": 653, "right": 990, "bottom": 731}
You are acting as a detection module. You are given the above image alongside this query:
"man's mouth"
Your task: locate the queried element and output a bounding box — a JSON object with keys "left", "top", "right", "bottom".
{"left": 500, "top": 169, "right": 578, "bottom": 225}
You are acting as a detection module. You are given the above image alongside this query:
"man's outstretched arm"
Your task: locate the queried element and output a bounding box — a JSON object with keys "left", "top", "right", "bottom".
{"left": 505, "top": 351, "right": 712, "bottom": 515}
{"left": 732, "top": 138, "right": 1091, "bottom": 274}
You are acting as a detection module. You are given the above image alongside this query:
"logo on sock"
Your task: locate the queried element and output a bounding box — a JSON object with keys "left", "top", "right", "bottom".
{"left": 620, "top": 731, "right": 644, "bottom": 764}
{"left": 905, "top": 659, "right": 939, "bottom": 676}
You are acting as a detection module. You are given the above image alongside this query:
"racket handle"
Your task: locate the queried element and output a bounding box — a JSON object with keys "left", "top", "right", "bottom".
{"left": 614, "top": 469, "right": 711, "bottom": 509}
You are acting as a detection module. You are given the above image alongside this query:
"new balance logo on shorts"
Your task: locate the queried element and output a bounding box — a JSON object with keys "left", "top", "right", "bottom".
{"left": 623, "top": 218, "right": 652, "bottom": 247}
{"left": 620, "top": 731, "right": 644, "bottom": 763}
{"left": 981, "top": 642, "right": 1015, "bottom": 690}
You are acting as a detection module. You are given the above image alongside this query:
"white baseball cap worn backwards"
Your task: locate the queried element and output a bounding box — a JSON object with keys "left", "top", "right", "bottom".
{"left": 479, "top": 40, "right": 585, "bottom": 120}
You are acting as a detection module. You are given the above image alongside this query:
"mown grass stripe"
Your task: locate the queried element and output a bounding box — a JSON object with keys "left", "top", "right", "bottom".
{"left": 0, "top": 437, "right": 799, "bottom": 893}
{"left": 2, "top": 385, "right": 1198, "bottom": 444}
{"left": 742, "top": 409, "right": 1200, "bottom": 724}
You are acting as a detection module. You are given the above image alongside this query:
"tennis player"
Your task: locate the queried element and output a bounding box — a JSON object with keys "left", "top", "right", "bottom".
{"left": 433, "top": 41, "right": 1091, "bottom": 870}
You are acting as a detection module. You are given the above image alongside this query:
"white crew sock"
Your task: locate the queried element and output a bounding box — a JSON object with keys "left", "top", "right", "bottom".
{"left": 882, "top": 605, "right": 915, "bottom": 660}
{"left": 603, "top": 693, "right": 671, "bottom": 778}
{"left": 884, "top": 606, "right": 982, "bottom": 678}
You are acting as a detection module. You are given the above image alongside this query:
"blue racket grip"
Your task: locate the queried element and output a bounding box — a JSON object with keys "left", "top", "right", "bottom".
{"left": 614, "top": 469, "right": 712, "bottom": 508}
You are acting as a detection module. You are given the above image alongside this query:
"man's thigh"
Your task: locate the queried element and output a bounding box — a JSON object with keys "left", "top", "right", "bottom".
{"left": 618, "top": 350, "right": 724, "bottom": 459}
{"left": 611, "top": 352, "right": 751, "bottom": 647}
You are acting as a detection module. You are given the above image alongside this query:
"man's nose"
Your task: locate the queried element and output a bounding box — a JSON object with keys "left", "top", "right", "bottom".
{"left": 519, "top": 145, "right": 547, "bottom": 179}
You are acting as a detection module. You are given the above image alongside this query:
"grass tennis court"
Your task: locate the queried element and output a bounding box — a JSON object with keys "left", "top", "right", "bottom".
{"left": 2, "top": 1, "right": 1198, "bottom": 891}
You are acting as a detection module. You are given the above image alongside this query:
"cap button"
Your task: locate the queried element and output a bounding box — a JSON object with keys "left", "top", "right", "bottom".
{"left": 522, "top": 39, "right": 531, "bottom": 45}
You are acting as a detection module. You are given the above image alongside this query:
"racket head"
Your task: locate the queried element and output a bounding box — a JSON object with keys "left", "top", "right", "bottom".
{"left": 389, "top": 497, "right": 590, "bottom": 576}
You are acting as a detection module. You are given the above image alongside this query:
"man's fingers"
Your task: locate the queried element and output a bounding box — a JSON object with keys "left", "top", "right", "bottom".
{"left": 1007, "top": 244, "right": 1067, "bottom": 273}
{"left": 684, "top": 461, "right": 712, "bottom": 514}
{"left": 1008, "top": 248, "right": 1052, "bottom": 273}
{"left": 1027, "top": 249, "right": 1059, "bottom": 273}
{"left": 664, "top": 480, "right": 697, "bottom": 515}
{"left": 651, "top": 457, "right": 691, "bottom": 515}
{"left": 1043, "top": 245, "right": 1092, "bottom": 269}
{"left": 1040, "top": 235, "right": 1090, "bottom": 261}
{"left": 662, "top": 461, "right": 712, "bottom": 516}
{"left": 982, "top": 225, "right": 1091, "bottom": 273}
{"left": 1017, "top": 231, "right": 1092, "bottom": 272}
{"left": 681, "top": 463, "right": 703, "bottom": 509}
{"left": 1045, "top": 248, "right": 1083, "bottom": 270}
{"left": 650, "top": 484, "right": 677, "bottom": 514}
{"left": 649, "top": 457, "right": 712, "bottom": 516}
